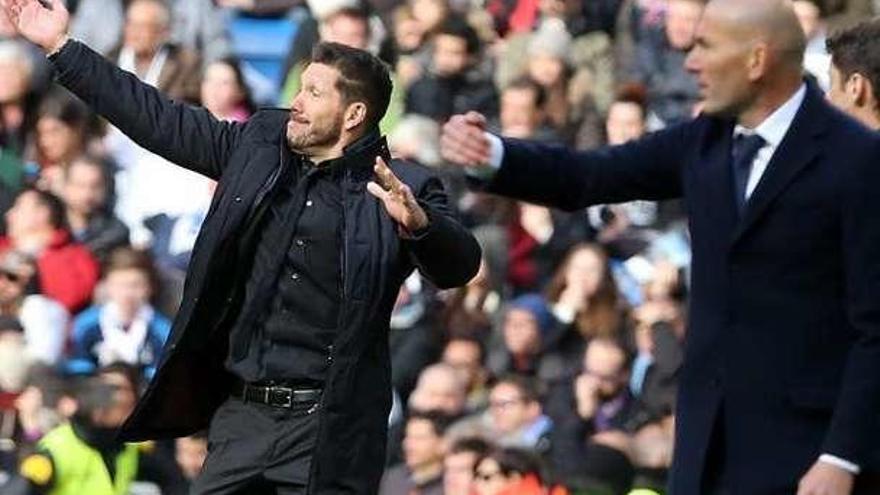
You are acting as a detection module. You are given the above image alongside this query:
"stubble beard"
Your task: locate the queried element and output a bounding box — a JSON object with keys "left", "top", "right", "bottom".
{"left": 286, "top": 114, "right": 344, "bottom": 155}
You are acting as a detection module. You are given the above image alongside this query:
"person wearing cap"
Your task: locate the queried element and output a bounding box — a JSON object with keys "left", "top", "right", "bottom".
{"left": 487, "top": 293, "right": 562, "bottom": 381}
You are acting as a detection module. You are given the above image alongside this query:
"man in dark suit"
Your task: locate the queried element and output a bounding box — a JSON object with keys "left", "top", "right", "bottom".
{"left": 2, "top": 0, "right": 481, "bottom": 494}
{"left": 441, "top": 0, "right": 880, "bottom": 494}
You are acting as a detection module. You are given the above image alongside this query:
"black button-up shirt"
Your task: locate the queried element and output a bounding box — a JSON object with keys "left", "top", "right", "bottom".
{"left": 226, "top": 153, "right": 343, "bottom": 384}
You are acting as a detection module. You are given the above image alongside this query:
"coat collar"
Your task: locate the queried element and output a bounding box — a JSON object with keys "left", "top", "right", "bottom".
{"left": 284, "top": 127, "right": 391, "bottom": 187}
{"left": 730, "top": 78, "right": 828, "bottom": 244}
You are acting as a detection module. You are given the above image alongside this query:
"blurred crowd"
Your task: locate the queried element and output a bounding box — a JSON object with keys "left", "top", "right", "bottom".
{"left": 0, "top": 0, "right": 876, "bottom": 494}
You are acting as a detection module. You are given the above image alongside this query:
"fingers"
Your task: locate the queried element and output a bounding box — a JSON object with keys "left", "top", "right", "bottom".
{"left": 366, "top": 181, "right": 388, "bottom": 202}
{"left": 373, "top": 156, "right": 402, "bottom": 194}
{"left": 440, "top": 114, "right": 492, "bottom": 167}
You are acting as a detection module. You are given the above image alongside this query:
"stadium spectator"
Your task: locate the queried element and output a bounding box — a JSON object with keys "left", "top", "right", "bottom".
{"left": 380, "top": 411, "right": 453, "bottom": 495}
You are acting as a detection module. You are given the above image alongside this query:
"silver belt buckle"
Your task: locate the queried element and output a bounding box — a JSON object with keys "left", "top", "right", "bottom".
{"left": 269, "top": 386, "right": 294, "bottom": 408}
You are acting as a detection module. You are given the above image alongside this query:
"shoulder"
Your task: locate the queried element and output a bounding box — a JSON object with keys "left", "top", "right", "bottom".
{"left": 236, "top": 108, "right": 289, "bottom": 145}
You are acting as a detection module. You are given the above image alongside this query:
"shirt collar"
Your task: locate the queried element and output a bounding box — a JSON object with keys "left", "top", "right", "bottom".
{"left": 734, "top": 83, "right": 807, "bottom": 148}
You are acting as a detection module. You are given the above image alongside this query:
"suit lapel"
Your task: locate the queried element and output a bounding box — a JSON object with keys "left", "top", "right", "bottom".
{"left": 697, "top": 119, "right": 739, "bottom": 240}
{"left": 731, "top": 83, "right": 827, "bottom": 244}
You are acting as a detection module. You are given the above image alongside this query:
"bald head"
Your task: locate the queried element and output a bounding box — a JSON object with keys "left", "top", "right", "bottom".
{"left": 705, "top": 0, "right": 806, "bottom": 70}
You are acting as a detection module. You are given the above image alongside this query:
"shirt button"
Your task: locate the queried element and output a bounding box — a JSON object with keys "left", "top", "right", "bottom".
{"left": 295, "top": 239, "right": 305, "bottom": 247}
{"left": 305, "top": 200, "right": 313, "bottom": 207}
{"left": 234, "top": 196, "right": 242, "bottom": 203}
{"left": 291, "top": 272, "right": 300, "bottom": 281}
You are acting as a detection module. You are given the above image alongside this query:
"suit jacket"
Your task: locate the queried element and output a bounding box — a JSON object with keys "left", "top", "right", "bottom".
{"left": 50, "top": 41, "right": 481, "bottom": 495}
{"left": 480, "top": 80, "right": 880, "bottom": 495}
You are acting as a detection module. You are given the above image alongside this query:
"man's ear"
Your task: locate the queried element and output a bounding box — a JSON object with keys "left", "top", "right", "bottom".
{"left": 746, "top": 42, "right": 769, "bottom": 82}
{"left": 847, "top": 72, "right": 868, "bottom": 107}
{"left": 344, "top": 102, "right": 367, "bottom": 131}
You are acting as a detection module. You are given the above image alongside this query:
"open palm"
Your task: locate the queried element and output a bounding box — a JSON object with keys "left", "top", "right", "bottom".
{"left": 1, "top": 0, "right": 69, "bottom": 52}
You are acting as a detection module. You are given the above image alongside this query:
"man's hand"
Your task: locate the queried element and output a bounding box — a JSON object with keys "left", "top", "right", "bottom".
{"left": 440, "top": 111, "right": 492, "bottom": 169}
{"left": 367, "top": 156, "right": 429, "bottom": 234}
{"left": 797, "top": 460, "right": 855, "bottom": 495}
{"left": 0, "top": 0, "right": 69, "bottom": 53}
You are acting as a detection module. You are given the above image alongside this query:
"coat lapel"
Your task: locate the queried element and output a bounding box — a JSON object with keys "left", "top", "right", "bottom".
{"left": 730, "top": 83, "right": 827, "bottom": 244}
{"left": 697, "top": 119, "right": 739, "bottom": 240}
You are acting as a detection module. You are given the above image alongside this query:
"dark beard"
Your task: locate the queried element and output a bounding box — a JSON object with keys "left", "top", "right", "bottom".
{"left": 286, "top": 115, "right": 344, "bottom": 154}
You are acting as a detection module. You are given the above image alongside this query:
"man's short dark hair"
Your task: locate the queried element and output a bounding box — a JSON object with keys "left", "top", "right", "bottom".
{"left": 406, "top": 410, "right": 456, "bottom": 437}
{"left": 491, "top": 374, "right": 540, "bottom": 404}
{"left": 437, "top": 15, "right": 481, "bottom": 56}
{"left": 309, "top": 42, "right": 392, "bottom": 130}
{"left": 504, "top": 77, "right": 547, "bottom": 109}
{"left": 826, "top": 18, "right": 880, "bottom": 103}
{"left": 448, "top": 436, "right": 492, "bottom": 457}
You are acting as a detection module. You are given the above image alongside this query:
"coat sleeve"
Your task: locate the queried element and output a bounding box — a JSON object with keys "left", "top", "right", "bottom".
{"left": 480, "top": 120, "right": 695, "bottom": 212}
{"left": 49, "top": 40, "right": 244, "bottom": 181}
{"left": 403, "top": 174, "right": 481, "bottom": 290}
{"left": 823, "top": 133, "right": 880, "bottom": 465}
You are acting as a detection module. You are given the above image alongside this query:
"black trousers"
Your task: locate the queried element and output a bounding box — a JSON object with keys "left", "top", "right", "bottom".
{"left": 190, "top": 397, "right": 320, "bottom": 495}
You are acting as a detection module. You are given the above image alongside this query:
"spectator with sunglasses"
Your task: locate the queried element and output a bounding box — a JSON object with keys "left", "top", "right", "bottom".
{"left": 0, "top": 249, "right": 68, "bottom": 366}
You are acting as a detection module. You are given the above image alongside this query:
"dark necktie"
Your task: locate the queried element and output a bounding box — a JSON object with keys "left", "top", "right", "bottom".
{"left": 731, "top": 133, "right": 766, "bottom": 214}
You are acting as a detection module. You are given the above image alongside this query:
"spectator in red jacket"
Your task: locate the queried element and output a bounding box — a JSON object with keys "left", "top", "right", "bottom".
{"left": 0, "top": 188, "right": 99, "bottom": 313}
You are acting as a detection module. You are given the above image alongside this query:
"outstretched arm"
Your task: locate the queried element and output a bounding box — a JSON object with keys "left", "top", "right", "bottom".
{"left": 1, "top": 0, "right": 243, "bottom": 180}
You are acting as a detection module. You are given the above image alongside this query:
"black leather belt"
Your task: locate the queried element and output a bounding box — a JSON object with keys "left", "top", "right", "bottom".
{"left": 231, "top": 379, "right": 322, "bottom": 409}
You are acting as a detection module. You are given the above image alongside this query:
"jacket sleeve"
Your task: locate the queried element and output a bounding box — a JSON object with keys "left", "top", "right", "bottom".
{"left": 49, "top": 40, "right": 244, "bottom": 181}
{"left": 480, "top": 120, "right": 695, "bottom": 212}
{"left": 403, "top": 174, "right": 481, "bottom": 290}
{"left": 823, "top": 134, "right": 880, "bottom": 465}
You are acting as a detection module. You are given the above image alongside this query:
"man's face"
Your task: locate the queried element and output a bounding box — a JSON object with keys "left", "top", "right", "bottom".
{"left": 684, "top": 4, "right": 754, "bottom": 118}
{"left": 582, "top": 342, "right": 627, "bottom": 399}
{"left": 36, "top": 117, "right": 80, "bottom": 164}
{"left": 63, "top": 162, "right": 106, "bottom": 216}
{"left": 323, "top": 14, "right": 370, "bottom": 50}
{"left": 403, "top": 418, "right": 444, "bottom": 470}
{"left": 442, "top": 340, "right": 482, "bottom": 389}
{"left": 433, "top": 34, "right": 470, "bottom": 78}
{"left": 500, "top": 87, "right": 542, "bottom": 138}
{"left": 0, "top": 59, "right": 29, "bottom": 104}
{"left": 527, "top": 54, "right": 565, "bottom": 88}
{"left": 124, "top": 1, "right": 169, "bottom": 57}
{"left": 827, "top": 63, "right": 855, "bottom": 114}
{"left": 288, "top": 63, "right": 346, "bottom": 155}
{"left": 665, "top": 0, "right": 703, "bottom": 50}
{"left": 443, "top": 451, "right": 479, "bottom": 495}
{"left": 94, "top": 372, "right": 136, "bottom": 428}
{"left": 411, "top": 369, "right": 466, "bottom": 415}
{"left": 606, "top": 101, "right": 646, "bottom": 145}
{"left": 488, "top": 382, "right": 537, "bottom": 434}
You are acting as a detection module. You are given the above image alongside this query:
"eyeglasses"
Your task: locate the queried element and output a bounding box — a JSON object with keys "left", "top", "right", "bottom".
{"left": 488, "top": 397, "right": 524, "bottom": 410}
{"left": 474, "top": 470, "right": 503, "bottom": 482}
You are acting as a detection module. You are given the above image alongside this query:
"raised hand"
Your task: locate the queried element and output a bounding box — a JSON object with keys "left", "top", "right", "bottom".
{"left": 440, "top": 111, "right": 492, "bottom": 169}
{"left": 1, "top": 0, "right": 69, "bottom": 53}
{"left": 367, "top": 156, "right": 429, "bottom": 234}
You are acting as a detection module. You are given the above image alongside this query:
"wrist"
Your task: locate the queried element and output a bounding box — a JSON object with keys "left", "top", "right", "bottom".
{"left": 46, "top": 35, "right": 70, "bottom": 56}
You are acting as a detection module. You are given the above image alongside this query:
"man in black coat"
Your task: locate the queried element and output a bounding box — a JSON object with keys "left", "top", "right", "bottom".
{"left": 2, "top": 1, "right": 481, "bottom": 494}
{"left": 441, "top": 0, "right": 880, "bottom": 494}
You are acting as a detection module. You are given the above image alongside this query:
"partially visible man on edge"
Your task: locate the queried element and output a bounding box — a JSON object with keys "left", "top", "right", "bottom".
{"left": 825, "top": 17, "right": 880, "bottom": 130}
{"left": 1, "top": 0, "right": 481, "bottom": 494}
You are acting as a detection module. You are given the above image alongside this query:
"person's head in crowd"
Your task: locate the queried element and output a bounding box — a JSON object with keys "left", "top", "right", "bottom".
{"left": 72, "top": 373, "right": 136, "bottom": 436}
{"left": 825, "top": 18, "right": 880, "bottom": 130}
{"left": 443, "top": 436, "right": 492, "bottom": 495}
{"left": 102, "top": 247, "right": 158, "bottom": 322}
{"left": 526, "top": 19, "right": 571, "bottom": 90}
{"left": 388, "top": 114, "right": 442, "bottom": 167}
{"left": 5, "top": 188, "right": 68, "bottom": 249}
{"left": 0, "top": 40, "right": 33, "bottom": 109}
{"left": 546, "top": 243, "right": 623, "bottom": 340}
{"left": 473, "top": 447, "right": 543, "bottom": 495}
{"left": 288, "top": 42, "right": 392, "bottom": 163}
{"left": 0, "top": 315, "right": 27, "bottom": 392}
{"left": 683, "top": 0, "right": 806, "bottom": 125}
{"left": 15, "top": 365, "right": 76, "bottom": 440}
{"left": 402, "top": 410, "right": 454, "bottom": 480}
{"left": 502, "top": 293, "right": 554, "bottom": 362}
{"left": 33, "top": 90, "right": 90, "bottom": 170}
{"left": 0, "top": 250, "right": 37, "bottom": 311}
{"left": 123, "top": 0, "right": 172, "bottom": 59}
{"left": 409, "top": 0, "right": 449, "bottom": 37}
{"left": 665, "top": 0, "right": 705, "bottom": 51}
{"left": 581, "top": 337, "right": 631, "bottom": 401}
{"left": 606, "top": 84, "right": 648, "bottom": 145}
{"left": 408, "top": 362, "right": 468, "bottom": 416}
{"left": 320, "top": 7, "right": 372, "bottom": 51}
{"left": 488, "top": 375, "right": 542, "bottom": 436}
{"left": 500, "top": 77, "right": 547, "bottom": 139}
{"left": 62, "top": 155, "right": 112, "bottom": 226}
{"left": 432, "top": 15, "right": 481, "bottom": 79}
{"left": 97, "top": 361, "right": 142, "bottom": 397}
{"left": 201, "top": 57, "right": 256, "bottom": 122}
{"left": 441, "top": 335, "right": 485, "bottom": 394}
{"left": 176, "top": 432, "right": 208, "bottom": 481}
{"left": 392, "top": 4, "right": 426, "bottom": 54}
{"left": 791, "top": 0, "right": 824, "bottom": 41}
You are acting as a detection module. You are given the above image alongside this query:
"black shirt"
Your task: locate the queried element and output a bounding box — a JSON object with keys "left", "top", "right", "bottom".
{"left": 225, "top": 151, "right": 343, "bottom": 384}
